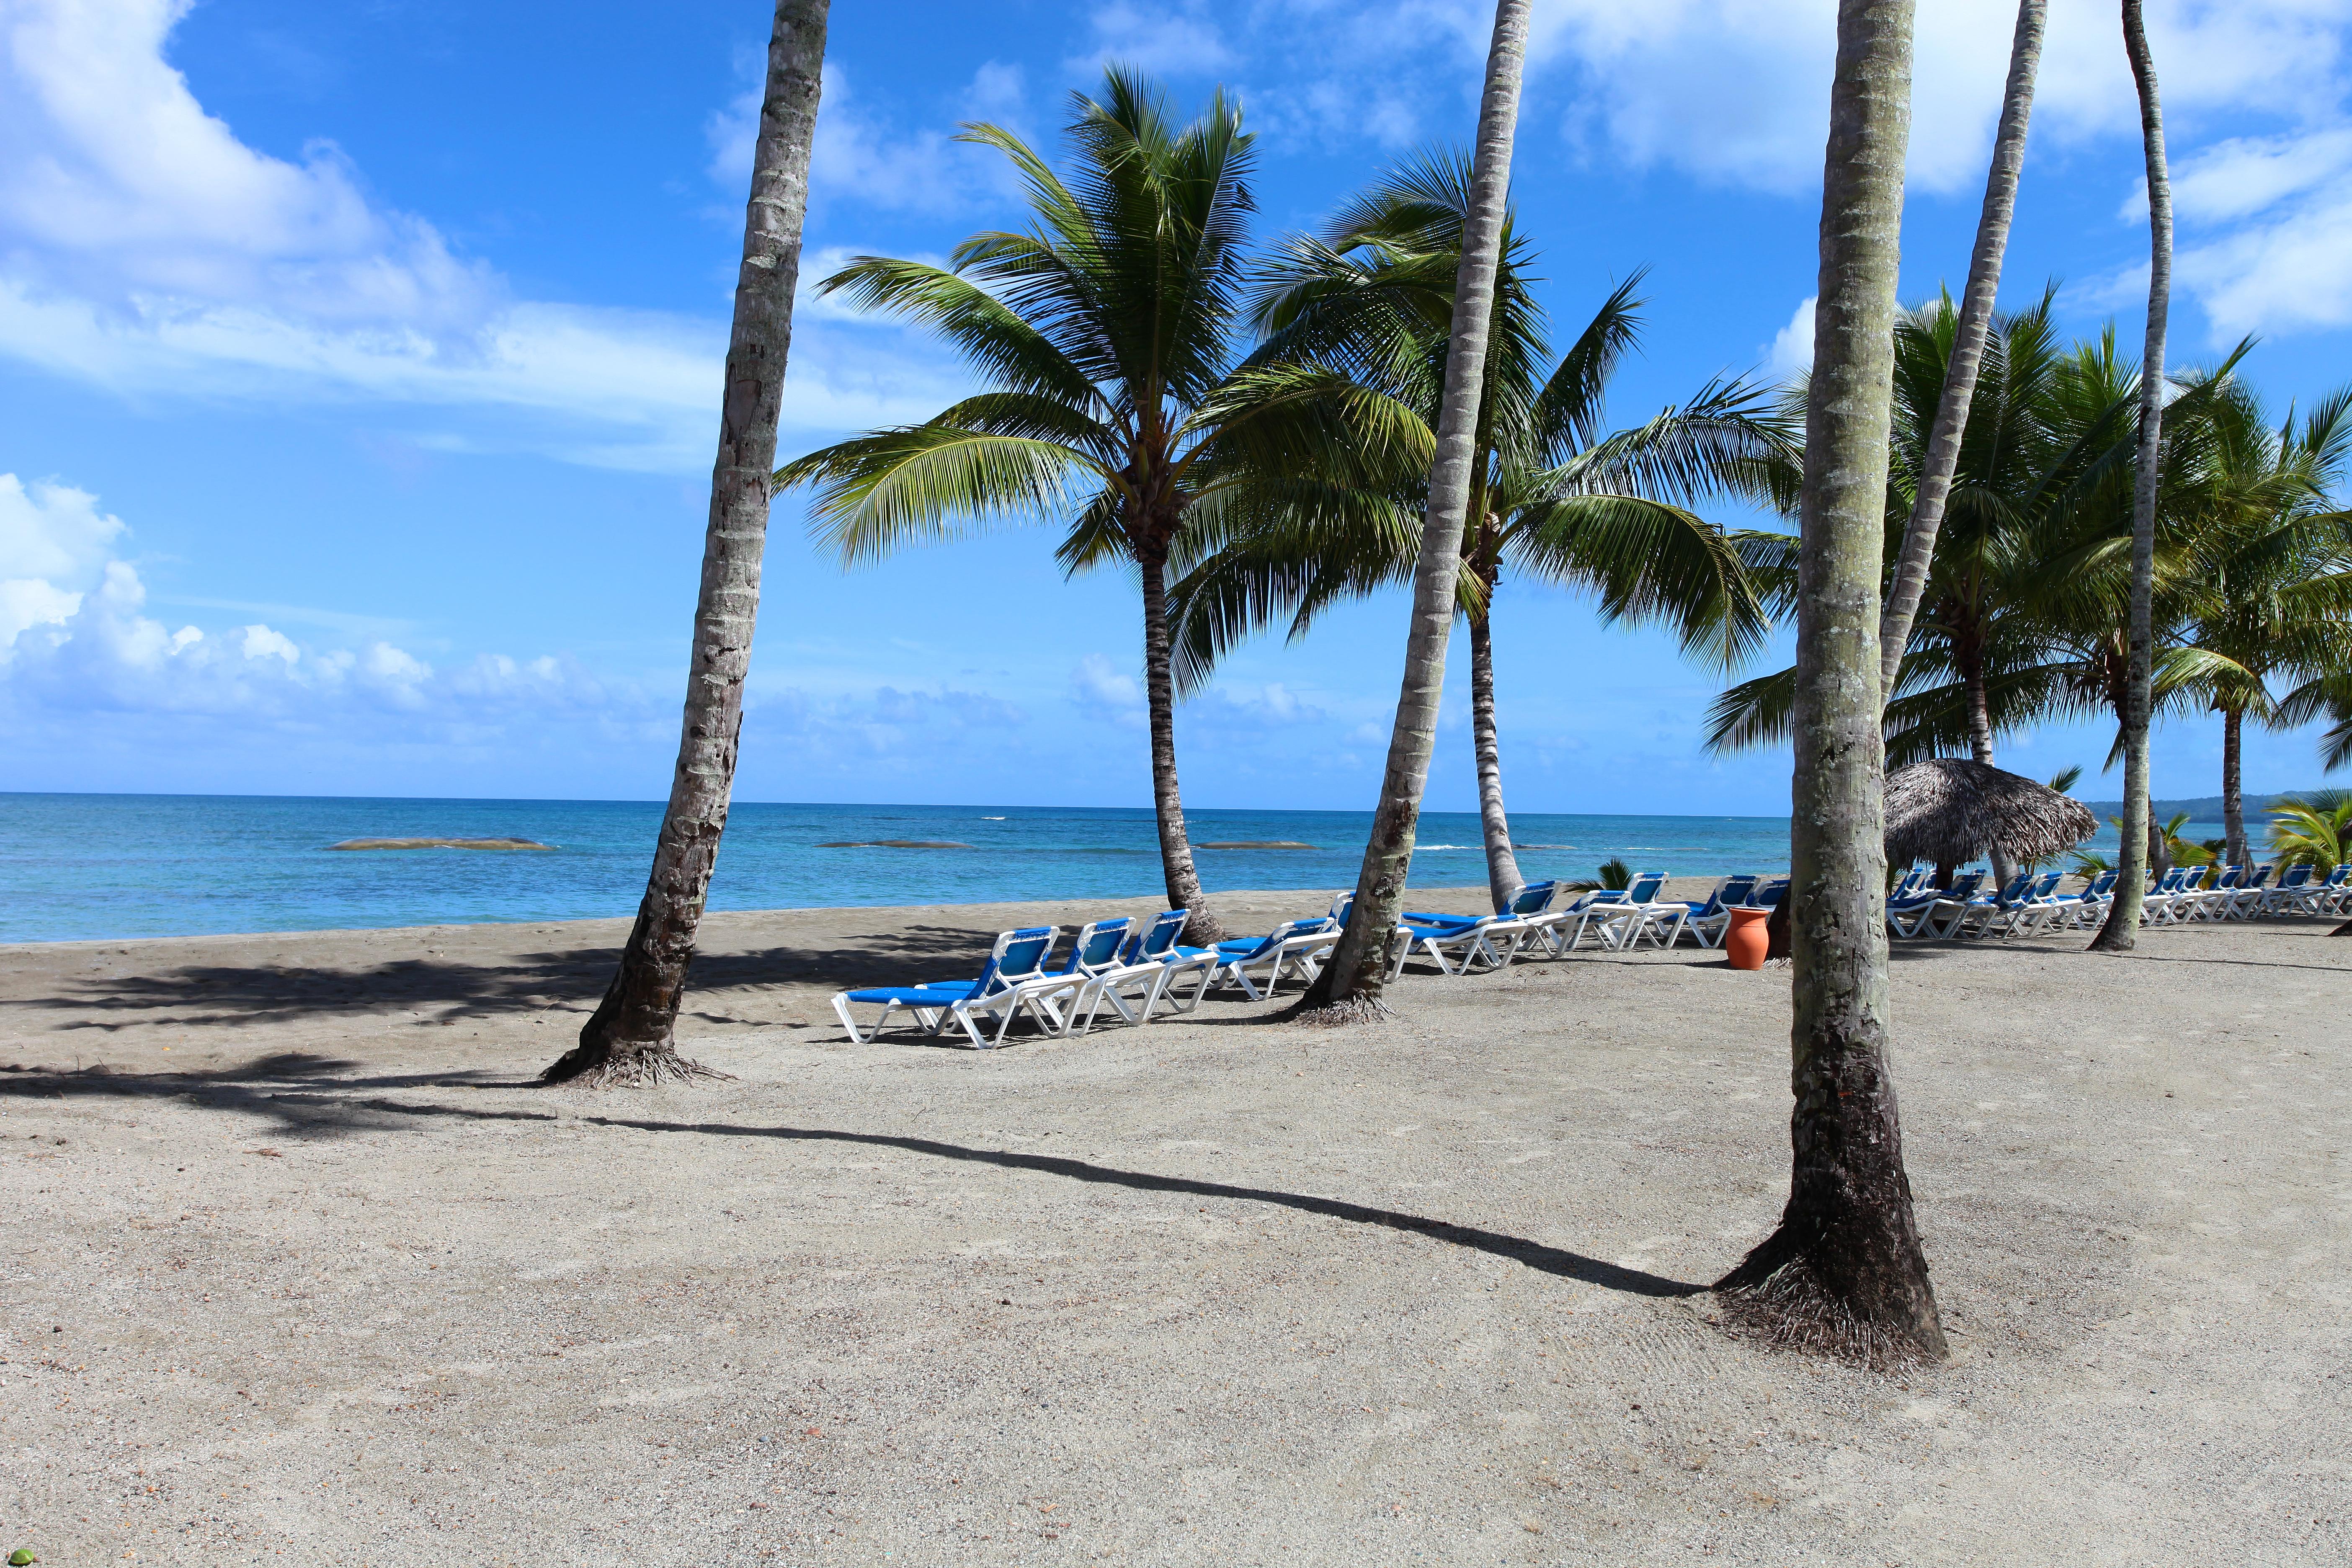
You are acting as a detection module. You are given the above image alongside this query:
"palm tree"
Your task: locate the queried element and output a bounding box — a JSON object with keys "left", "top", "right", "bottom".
{"left": 2267, "top": 791, "right": 2352, "bottom": 873}
{"left": 1169, "top": 165, "right": 1782, "bottom": 913}
{"left": 1878, "top": 0, "right": 2047, "bottom": 690}
{"left": 774, "top": 71, "right": 1367, "bottom": 946}
{"left": 546, "top": 0, "right": 829, "bottom": 1087}
{"left": 1714, "top": 0, "right": 1945, "bottom": 1365}
{"left": 2094, "top": 0, "right": 2175, "bottom": 952}
{"left": 2173, "top": 381, "right": 2352, "bottom": 864}
{"left": 1295, "top": 0, "right": 1534, "bottom": 1013}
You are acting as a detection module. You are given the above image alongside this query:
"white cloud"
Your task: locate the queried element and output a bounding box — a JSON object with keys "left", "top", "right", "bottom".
{"left": 709, "top": 61, "right": 1027, "bottom": 217}
{"left": 0, "top": 471, "right": 636, "bottom": 740}
{"left": 1766, "top": 295, "right": 1815, "bottom": 381}
{"left": 1071, "top": 2, "right": 1237, "bottom": 76}
{"left": 2154, "top": 129, "right": 2352, "bottom": 339}
{"left": 1071, "top": 652, "right": 1143, "bottom": 711}
{"left": 0, "top": 0, "right": 966, "bottom": 470}
{"left": 1530, "top": 0, "right": 2352, "bottom": 195}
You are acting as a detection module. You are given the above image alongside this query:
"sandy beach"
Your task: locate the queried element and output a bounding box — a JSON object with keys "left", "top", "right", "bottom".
{"left": 2, "top": 883, "right": 2346, "bottom": 1566}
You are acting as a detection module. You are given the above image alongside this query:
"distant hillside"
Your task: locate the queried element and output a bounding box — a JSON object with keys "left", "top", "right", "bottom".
{"left": 2077, "top": 789, "right": 2337, "bottom": 820}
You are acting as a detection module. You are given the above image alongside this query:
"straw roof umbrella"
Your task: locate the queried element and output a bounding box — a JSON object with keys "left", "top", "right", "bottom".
{"left": 1883, "top": 757, "right": 2097, "bottom": 871}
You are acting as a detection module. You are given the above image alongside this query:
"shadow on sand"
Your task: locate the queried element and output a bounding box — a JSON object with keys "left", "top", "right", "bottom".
{"left": 1, "top": 1058, "right": 1702, "bottom": 1301}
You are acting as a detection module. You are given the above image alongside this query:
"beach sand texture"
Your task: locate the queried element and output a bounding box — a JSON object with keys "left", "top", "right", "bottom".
{"left": 2, "top": 884, "right": 2346, "bottom": 1565}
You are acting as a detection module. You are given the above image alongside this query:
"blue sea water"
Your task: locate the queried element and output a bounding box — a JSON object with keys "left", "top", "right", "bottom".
{"left": 0, "top": 793, "right": 1810, "bottom": 944}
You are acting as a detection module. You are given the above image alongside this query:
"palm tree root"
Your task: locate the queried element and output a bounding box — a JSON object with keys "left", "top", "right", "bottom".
{"left": 1284, "top": 993, "right": 1394, "bottom": 1027}
{"left": 1713, "top": 1225, "right": 1947, "bottom": 1370}
{"left": 2332, "top": 919, "right": 2352, "bottom": 938}
{"left": 538, "top": 1041, "right": 731, "bottom": 1088}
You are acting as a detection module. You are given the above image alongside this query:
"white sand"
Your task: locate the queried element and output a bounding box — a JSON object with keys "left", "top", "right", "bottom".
{"left": 2, "top": 884, "right": 2346, "bottom": 1565}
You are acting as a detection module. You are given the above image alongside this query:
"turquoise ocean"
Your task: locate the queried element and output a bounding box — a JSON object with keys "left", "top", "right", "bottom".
{"left": 0, "top": 793, "right": 2206, "bottom": 944}
{"left": 3, "top": 793, "right": 1802, "bottom": 944}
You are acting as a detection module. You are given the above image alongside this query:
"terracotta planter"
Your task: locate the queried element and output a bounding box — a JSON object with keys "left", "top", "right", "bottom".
{"left": 1723, "top": 906, "right": 1771, "bottom": 970}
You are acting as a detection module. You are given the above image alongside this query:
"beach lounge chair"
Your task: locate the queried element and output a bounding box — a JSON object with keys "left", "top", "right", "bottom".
{"left": 2301, "top": 864, "right": 2352, "bottom": 914}
{"left": 1950, "top": 870, "right": 2041, "bottom": 938}
{"left": 2136, "top": 866, "right": 2191, "bottom": 925}
{"left": 1400, "top": 880, "right": 1560, "bottom": 973}
{"left": 1885, "top": 870, "right": 1958, "bottom": 939}
{"left": 2257, "top": 863, "right": 2315, "bottom": 916}
{"left": 2154, "top": 866, "right": 2209, "bottom": 925}
{"left": 1910, "top": 870, "right": 1990, "bottom": 939}
{"left": 1609, "top": 872, "right": 1690, "bottom": 950}
{"left": 2037, "top": 868, "right": 2115, "bottom": 931}
{"left": 830, "top": 925, "right": 1063, "bottom": 1047}
{"left": 2181, "top": 865, "right": 2241, "bottom": 922}
{"left": 1072, "top": 910, "right": 1217, "bottom": 1029}
{"left": 2223, "top": 864, "right": 2273, "bottom": 919}
{"left": 1174, "top": 918, "right": 1338, "bottom": 1001}
{"left": 1679, "top": 875, "right": 1759, "bottom": 949}
{"left": 2007, "top": 870, "right": 2067, "bottom": 936}
{"left": 1570, "top": 872, "right": 1673, "bottom": 951}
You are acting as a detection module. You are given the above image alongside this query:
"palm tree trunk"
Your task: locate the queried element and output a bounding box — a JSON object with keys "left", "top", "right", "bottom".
{"left": 1468, "top": 602, "right": 1525, "bottom": 912}
{"left": 1299, "top": 0, "right": 1531, "bottom": 1014}
{"left": 1959, "top": 636, "right": 2019, "bottom": 885}
{"left": 2222, "top": 707, "right": 2246, "bottom": 867}
{"left": 1877, "top": 0, "right": 2045, "bottom": 693}
{"left": 543, "top": 0, "right": 829, "bottom": 1087}
{"left": 1715, "top": 0, "right": 1946, "bottom": 1366}
{"left": 2093, "top": 0, "right": 2171, "bottom": 954}
{"left": 1141, "top": 550, "right": 1224, "bottom": 944}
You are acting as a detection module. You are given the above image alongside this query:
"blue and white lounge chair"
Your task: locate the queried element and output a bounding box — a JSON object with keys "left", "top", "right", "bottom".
{"left": 1074, "top": 910, "right": 1217, "bottom": 1029}
{"left": 2257, "top": 863, "right": 2315, "bottom": 916}
{"left": 1679, "top": 874, "right": 1759, "bottom": 949}
{"left": 1400, "top": 880, "right": 1560, "bottom": 973}
{"left": 1167, "top": 918, "right": 1337, "bottom": 1001}
{"left": 2224, "top": 863, "right": 2274, "bottom": 919}
{"left": 1889, "top": 871, "right": 1978, "bottom": 938}
{"left": 830, "top": 925, "right": 1061, "bottom": 1047}
{"left": 1570, "top": 872, "right": 1671, "bottom": 951}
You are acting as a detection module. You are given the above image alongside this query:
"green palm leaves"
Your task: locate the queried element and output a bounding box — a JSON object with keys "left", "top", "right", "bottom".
{"left": 774, "top": 70, "right": 1297, "bottom": 941}
{"left": 2267, "top": 792, "right": 2352, "bottom": 872}
{"left": 1168, "top": 154, "right": 1786, "bottom": 694}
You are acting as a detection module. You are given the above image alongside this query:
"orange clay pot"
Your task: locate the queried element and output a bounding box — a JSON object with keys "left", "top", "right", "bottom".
{"left": 1723, "top": 906, "right": 1771, "bottom": 970}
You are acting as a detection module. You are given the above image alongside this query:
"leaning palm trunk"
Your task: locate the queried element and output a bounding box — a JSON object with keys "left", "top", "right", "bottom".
{"left": 1299, "top": 0, "right": 1532, "bottom": 1014}
{"left": 1467, "top": 601, "right": 1526, "bottom": 911}
{"left": 1955, "top": 623, "right": 2018, "bottom": 885}
{"left": 1142, "top": 554, "right": 1222, "bottom": 941}
{"left": 1715, "top": 0, "right": 1946, "bottom": 1365}
{"left": 544, "top": 0, "right": 828, "bottom": 1086}
{"left": 1877, "top": 0, "right": 2045, "bottom": 691}
{"left": 2093, "top": 0, "right": 2171, "bottom": 953}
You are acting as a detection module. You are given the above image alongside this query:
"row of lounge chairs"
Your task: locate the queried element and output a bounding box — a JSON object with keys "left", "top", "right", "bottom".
{"left": 832, "top": 872, "right": 1793, "bottom": 1048}
{"left": 1883, "top": 861, "right": 2351, "bottom": 941}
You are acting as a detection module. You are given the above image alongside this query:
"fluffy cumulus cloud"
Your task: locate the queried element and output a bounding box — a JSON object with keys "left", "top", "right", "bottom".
{"left": 2159, "top": 128, "right": 2352, "bottom": 340}
{"left": 0, "top": 0, "right": 965, "bottom": 471}
{"left": 0, "top": 470, "right": 653, "bottom": 774}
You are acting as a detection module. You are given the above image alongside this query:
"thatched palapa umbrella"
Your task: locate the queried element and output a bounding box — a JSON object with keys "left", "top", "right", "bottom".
{"left": 1883, "top": 757, "right": 2097, "bottom": 874}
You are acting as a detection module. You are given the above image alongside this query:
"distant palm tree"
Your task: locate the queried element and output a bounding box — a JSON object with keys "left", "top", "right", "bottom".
{"left": 775, "top": 71, "right": 1393, "bottom": 944}
{"left": 2174, "top": 381, "right": 2352, "bottom": 864}
{"left": 1171, "top": 157, "right": 1782, "bottom": 912}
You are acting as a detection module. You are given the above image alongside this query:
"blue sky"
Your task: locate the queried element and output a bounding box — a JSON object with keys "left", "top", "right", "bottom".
{"left": 3, "top": 0, "right": 2349, "bottom": 814}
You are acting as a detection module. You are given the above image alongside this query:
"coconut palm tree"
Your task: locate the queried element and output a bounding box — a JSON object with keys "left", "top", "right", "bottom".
{"left": 546, "top": 0, "right": 829, "bottom": 1087}
{"left": 774, "top": 71, "right": 1400, "bottom": 945}
{"left": 1293, "top": 0, "right": 1534, "bottom": 1013}
{"left": 1168, "top": 162, "right": 1784, "bottom": 913}
{"left": 2094, "top": 0, "right": 2175, "bottom": 952}
{"left": 1713, "top": 0, "right": 1945, "bottom": 1364}
{"left": 2173, "top": 381, "right": 2352, "bottom": 864}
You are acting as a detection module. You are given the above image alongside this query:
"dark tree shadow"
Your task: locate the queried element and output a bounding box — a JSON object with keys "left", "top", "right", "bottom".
{"left": 0, "top": 1063, "right": 1701, "bottom": 1300}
